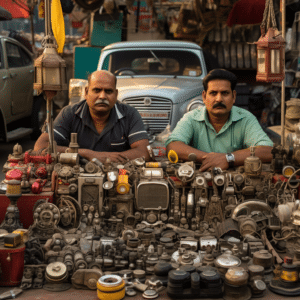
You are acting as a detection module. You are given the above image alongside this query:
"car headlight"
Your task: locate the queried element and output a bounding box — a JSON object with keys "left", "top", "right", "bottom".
{"left": 186, "top": 98, "right": 204, "bottom": 112}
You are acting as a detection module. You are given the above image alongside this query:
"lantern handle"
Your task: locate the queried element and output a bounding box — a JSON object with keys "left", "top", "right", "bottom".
{"left": 261, "top": 0, "right": 278, "bottom": 34}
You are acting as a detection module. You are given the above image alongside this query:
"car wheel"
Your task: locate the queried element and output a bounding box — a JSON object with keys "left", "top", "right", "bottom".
{"left": 30, "top": 94, "right": 47, "bottom": 140}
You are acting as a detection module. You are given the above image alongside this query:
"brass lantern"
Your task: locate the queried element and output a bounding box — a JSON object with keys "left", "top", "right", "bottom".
{"left": 255, "top": 27, "right": 285, "bottom": 83}
{"left": 34, "top": 43, "right": 67, "bottom": 92}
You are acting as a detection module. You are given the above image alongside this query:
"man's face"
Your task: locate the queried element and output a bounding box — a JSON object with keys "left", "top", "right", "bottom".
{"left": 85, "top": 73, "right": 118, "bottom": 115}
{"left": 202, "top": 79, "right": 236, "bottom": 118}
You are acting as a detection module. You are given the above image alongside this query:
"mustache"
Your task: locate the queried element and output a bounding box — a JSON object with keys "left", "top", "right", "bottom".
{"left": 213, "top": 103, "right": 227, "bottom": 109}
{"left": 95, "top": 99, "right": 110, "bottom": 106}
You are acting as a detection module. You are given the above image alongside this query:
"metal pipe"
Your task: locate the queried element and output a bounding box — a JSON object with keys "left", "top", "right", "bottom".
{"left": 46, "top": 97, "right": 54, "bottom": 153}
{"left": 281, "top": 0, "right": 286, "bottom": 146}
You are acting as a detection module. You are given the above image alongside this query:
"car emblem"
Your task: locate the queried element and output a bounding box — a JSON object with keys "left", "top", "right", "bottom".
{"left": 144, "top": 97, "right": 152, "bottom": 106}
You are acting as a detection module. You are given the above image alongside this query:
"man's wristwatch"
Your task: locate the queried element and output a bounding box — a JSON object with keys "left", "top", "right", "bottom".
{"left": 226, "top": 153, "right": 235, "bottom": 168}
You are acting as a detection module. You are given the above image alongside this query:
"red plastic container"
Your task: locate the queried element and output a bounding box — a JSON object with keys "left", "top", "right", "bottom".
{"left": 0, "top": 244, "right": 25, "bottom": 286}
{"left": 0, "top": 191, "right": 54, "bottom": 228}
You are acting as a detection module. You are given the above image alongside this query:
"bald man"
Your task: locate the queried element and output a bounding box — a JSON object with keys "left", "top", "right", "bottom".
{"left": 34, "top": 70, "right": 150, "bottom": 163}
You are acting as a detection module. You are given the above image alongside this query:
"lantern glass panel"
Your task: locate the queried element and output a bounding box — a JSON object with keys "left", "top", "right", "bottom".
{"left": 257, "top": 49, "right": 266, "bottom": 73}
{"left": 42, "top": 67, "right": 60, "bottom": 85}
{"left": 270, "top": 49, "right": 280, "bottom": 74}
{"left": 35, "top": 66, "right": 42, "bottom": 84}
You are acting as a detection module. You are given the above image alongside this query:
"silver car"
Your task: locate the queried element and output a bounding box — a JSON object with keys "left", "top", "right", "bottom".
{"left": 0, "top": 36, "right": 38, "bottom": 142}
{"left": 97, "top": 40, "right": 207, "bottom": 142}
{"left": 69, "top": 41, "right": 207, "bottom": 143}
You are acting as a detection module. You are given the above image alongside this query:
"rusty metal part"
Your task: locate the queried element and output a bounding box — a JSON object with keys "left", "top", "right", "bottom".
{"left": 71, "top": 269, "right": 103, "bottom": 289}
{"left": 59, "top": 153, "right": 79, "bottom": 166}
{"left": 57, "top": 195, "right": 82, "bottom": 229}
{"left": 199, "top": 236, "right": 217, "bottom": 251}
{"left": 238, "top": 217, "right": 257, "bottom": 236}
{"left": 214, "top": 254, "right": 241, "bottom": 274}
{"left": 225, "top": 267, "right": 249, "bottom": 286}
{"left": 261, "top": 230, "right": 283, "bottom": 264}
{"left": 216, "top": 218, "right": 240, "bottom": 239}
{"left": 204, "top": 194, "right": 223, "bottom": 224}
{"left": 253, "top": 249, "right": 273, "bottom": 269}
{"left": 231, "top": 201, "right": 273, "bottom": 221}
{"left": 172, "top": 249, "right": 200, "bottom": 265}
{"left": 45, "top": 262, "right": 68, "bottom": 283}
{"left": 244, "top": 147, "right": 262, "bottom": 177}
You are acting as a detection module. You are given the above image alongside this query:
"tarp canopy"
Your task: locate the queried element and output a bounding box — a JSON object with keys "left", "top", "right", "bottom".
{"left": 0, "top": 6, "right": 12, "bottom": 20}
{"left": 0, "top": 0, "right": 29, "bottom": 19}
{"left": 227, "top": 0, "right": 266, "bottom": 27}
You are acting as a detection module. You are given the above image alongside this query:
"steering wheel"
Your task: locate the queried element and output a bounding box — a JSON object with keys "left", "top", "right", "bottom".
{"left": 114, "top": 68, "right": 137, "bottom": 76}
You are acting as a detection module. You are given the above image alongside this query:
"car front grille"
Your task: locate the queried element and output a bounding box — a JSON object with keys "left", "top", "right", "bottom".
{"left": 123, "top": 96, "right": 172, "bottom": 134}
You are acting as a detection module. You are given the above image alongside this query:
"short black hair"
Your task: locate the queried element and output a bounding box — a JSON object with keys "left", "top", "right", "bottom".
{"left": 203, "top": 69, "right": 237, "bottom": 91}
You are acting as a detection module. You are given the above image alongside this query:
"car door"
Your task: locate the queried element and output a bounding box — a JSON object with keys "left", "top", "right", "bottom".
{"left": 5, "top": 41, "right": 34, "bottom": 115}
{"left": 0, "top": 39, "right": 12, "bottom": 123}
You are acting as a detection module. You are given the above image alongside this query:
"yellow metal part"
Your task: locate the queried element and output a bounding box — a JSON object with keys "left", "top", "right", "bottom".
{"left": 282, "top": 166, "right": 295, "bottom": 178}
{"left": 116, "top": 175, "right": 130, "bottom": 194}
{"left": 281, "top": 270, "right": 298, "bottom": 282}
{"left": 168, "top": 150, "right": 178, "bottom": 164}
{"left": 97, "top": 280, "right": 125, "bottom": 300}
{"left": 146, "top": 162, "right": 160, "bottom": 168}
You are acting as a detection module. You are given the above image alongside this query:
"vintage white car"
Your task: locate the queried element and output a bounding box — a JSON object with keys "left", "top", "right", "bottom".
{"left": 69, "top": 40, "right": 208, "bottom": 143}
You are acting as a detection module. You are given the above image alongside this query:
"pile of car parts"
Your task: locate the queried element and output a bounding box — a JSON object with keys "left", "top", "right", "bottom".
{"left": 2, "top": 135, "right": 300, "bottom": 299}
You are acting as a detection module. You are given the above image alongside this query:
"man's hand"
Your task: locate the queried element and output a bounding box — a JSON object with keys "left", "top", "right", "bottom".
{"left": 79, "top": 149, "right": 129, "bottom": 163}
{"left": 200, "top": 152, "right": 229, "bottom": 172}
{"left": 98, "top": 152, "right": 129, "bottom": 163}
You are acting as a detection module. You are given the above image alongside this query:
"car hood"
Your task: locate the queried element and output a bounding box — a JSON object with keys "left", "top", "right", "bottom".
{"left": 117, "top": 77, "right": 203, "bottom": 103}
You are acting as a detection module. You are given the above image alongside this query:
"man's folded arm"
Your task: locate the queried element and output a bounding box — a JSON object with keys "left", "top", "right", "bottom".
{"left": 34, "top": 133, "right": 150, "bottom": 163}
{"left": 232, "top": 146, "right": 273, "bottom": 165}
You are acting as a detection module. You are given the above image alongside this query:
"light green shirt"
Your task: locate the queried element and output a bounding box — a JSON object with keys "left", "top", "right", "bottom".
{"left": 165, "top": 106, "right": 273, "bottom": 153}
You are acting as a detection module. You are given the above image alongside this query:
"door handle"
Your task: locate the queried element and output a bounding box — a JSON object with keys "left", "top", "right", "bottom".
{"left": 2, "top": 76, "right": 9, "bottom": 80}
{"left": 10, "top": 73, "right": 17, "bottom": 78}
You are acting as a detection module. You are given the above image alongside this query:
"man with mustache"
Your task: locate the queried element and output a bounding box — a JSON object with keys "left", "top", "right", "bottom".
{"left": 166, "top": 69, "right": 273, "bottom": 171}
{"left": 34, "top": 70, "right": 150, "bottom": 163}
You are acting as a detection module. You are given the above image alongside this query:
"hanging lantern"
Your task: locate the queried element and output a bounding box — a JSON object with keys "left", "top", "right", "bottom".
{"left": 34, "top": 43, "right": 67, "bottom": 92}
{"left": 255, "top": 27, "right": 285, "bottom": 83}
{"left": 34, "top": 0, "right": 67, "bottom": 92}
{"left": 255, "top": 0, "right": 285, "bottom": 83}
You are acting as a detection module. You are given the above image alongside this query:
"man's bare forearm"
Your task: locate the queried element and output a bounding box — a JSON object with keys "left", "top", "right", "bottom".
{"left": 34, "top": 133, "right": 150, "bottom": 163}
{"left": 233, "top": 146, "right": 273, "bottom": 166}
{"left": 168, "top": 142, "right": 273, "bottom": 171}
{"left": 166, "top": 141, "right": 208, "bottom": 163}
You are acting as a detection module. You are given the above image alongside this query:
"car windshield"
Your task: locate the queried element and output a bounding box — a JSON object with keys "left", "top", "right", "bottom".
{"left": 106, "top": 50, "right": 202, "bottom": 77}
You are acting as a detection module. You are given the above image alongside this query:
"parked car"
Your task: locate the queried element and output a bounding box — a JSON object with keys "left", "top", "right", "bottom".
{"left": 0, "top": 35, "right": 46, "bottom": 142}
{"left": 69, "top": 40, "right": 207, "bottom": 143}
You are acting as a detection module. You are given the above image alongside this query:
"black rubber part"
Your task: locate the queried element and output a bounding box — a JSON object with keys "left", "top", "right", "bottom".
{"left": 200, "top": 270, "right": 221, "bottom": 282}
{"left": 167, "top": 287, "right": 200, "bottom": 299}
{"left": 179, "top": 265, "right": 196, "bottom": 274}
{"left": 168, "top": 270, "right": 190, "bottom": 284}
{"left": 191, "top": 272, "right": 200, "bottom": 288}
{"left": 154, "top": 262, "right": 173, "bottom": 276}
{"left": 268, "top": 281, "right": 300, "bottom": 296}
{"left": 167, "top": 281, "right": 183, "bottom": 288}
{"left": 196, "top": 266, "right": 218, "bottom": 274}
